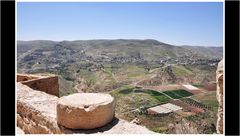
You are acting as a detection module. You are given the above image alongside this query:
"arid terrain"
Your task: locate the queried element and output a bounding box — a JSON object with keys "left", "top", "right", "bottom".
{"left": 17, "top": 39, "right": 223, "bottom": 134}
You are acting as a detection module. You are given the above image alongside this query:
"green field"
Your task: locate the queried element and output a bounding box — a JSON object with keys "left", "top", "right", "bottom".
{"left": 111, "top": 87, "right": 171, "bottom": 104}
{"left": 162, "top": 89, "right": 193, "bottom": 99}
{"left": 117, "top": 88, "right": 171, "bottom": 103}
{"left": 144, "top": 90, "right": 171, "bottom": 103}
{"left": 118, "top": 87, "right": 134, "bottom": 94}
{"left": 192, "top": 83, "right": 204, "bottom": 88}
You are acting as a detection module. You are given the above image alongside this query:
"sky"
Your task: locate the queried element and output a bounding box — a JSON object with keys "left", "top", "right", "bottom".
{"left": 17, "top": 2, "right": 223, "bottom": 47}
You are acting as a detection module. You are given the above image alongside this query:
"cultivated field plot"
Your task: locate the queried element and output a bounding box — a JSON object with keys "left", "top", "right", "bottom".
{"left": 115, "top": 87, "right": 172, "bottom": 104}
{"left": 147, "top": 103, "right": 182, "bottom": 114}
{"left": 144, "top": 90, "right": 172, "bottom": 103}
{"left": 182, "top": 84, "right": 203, "bottom": 94}
{"left": 170, "top": 100, "right": 204, "bottom": 114}
{"left": 148, "top": 105, "right": 172, "bottom": 114}
{"left": 182, "top": 84, "right": 199, "bottom": 90}
{"left": 162, "top": 89, "right": 193, "bottom": 99}
{"left": 184, "top": 89, "right": 203, "bottom": 94}
{"left": 111, "top": 87, "right": 172, "bottom": 109}
{"left": 142, "top": 84, "right": 183, "bottom": 91}
{"left": 161, "top": 103, "right": 182, "bottom": 111}
{"left": 191, "top": 91, "right": 218, "bottom": 112}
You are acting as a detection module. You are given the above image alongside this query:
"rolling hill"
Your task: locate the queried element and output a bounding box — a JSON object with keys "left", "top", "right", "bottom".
{"left": 17, "top": 39, "right": 223, "bottom": 96}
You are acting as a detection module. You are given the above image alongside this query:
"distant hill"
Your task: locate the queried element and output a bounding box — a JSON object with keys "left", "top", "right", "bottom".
{"left": 17, "top": 39, "right": 223, "bottom": 96}
{"left": 17, "top": 39, "right": 223, "bottom": 60}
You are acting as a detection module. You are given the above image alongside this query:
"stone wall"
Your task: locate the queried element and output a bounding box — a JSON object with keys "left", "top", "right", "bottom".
{"left": 17, "top": 82, "right": 155, "bottom": 134}
{"left": 216, "top": 59, "right": 223, "bottom": 134}
{"left": 17, "top": 74, "right": 40, "bottom": 82}
{"left": 17, "top": 74, "right": 59, "bottom": 97}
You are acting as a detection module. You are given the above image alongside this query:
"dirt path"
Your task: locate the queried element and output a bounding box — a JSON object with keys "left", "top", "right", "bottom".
{"left": 74, "top": 77, "right": 85, "bottom": 93}
{"left": 74, "top": 84, "right": 84, "bottom": 93}
{"left": 132, "top": 74, "right": 157, "bottom": 86}
{"left": 149, "top": 67, "right": 161, "bottom": 73}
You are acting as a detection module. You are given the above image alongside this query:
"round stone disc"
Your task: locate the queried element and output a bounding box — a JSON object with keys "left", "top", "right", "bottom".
{"left": 57, "top": 93, "right": 115, "bottom": 129}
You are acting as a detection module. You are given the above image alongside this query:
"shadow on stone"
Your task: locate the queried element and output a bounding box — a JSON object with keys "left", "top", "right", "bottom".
{"left": 61, "top": 117, "right": 120, "bottom": 134}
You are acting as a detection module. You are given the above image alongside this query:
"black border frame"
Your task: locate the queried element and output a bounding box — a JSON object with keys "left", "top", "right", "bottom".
{"left": 224, "top": 1, "right": 240, "bottom": 135}
{"left": 1, "top": 0, "right": 16, "bottom": 135}
{"left": 0, "top": 0, "right": 240, "bottom": 135}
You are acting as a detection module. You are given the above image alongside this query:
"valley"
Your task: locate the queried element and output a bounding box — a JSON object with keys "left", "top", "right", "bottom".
{"left": 17, "top": 39, "right": 222, "bottom": 134}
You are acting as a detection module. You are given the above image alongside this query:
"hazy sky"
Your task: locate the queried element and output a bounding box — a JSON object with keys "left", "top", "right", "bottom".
{"left": 17, "top": 2, "right": 223, "bottom": 47}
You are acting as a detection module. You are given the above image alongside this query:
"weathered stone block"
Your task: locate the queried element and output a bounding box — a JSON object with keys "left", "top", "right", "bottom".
{"left": 17, "top": 73, "right": 59, "bottom": 97}
{"left": 17, "top": 74, "right": 40, "bottom": 82}
{"left": 17, "top": 83, "right": 62, "bottom": 134}
{"left": 57, "top": 93, "right": 115, "bottom": 129}
{"left": 216, "top": 59, "right": 223, "bottom": 134}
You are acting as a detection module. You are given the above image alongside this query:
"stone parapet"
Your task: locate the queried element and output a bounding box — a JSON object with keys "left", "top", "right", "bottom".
{"left": 17, "top": 83, "right": 155, "bottom": 134}
{"left": 17, "top": 73, "right": 59, "bottom": 97}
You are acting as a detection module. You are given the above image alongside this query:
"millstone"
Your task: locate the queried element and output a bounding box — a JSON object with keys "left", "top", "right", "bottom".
{"left": 56, "top": 93, "right": 115, "bottom": 129}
